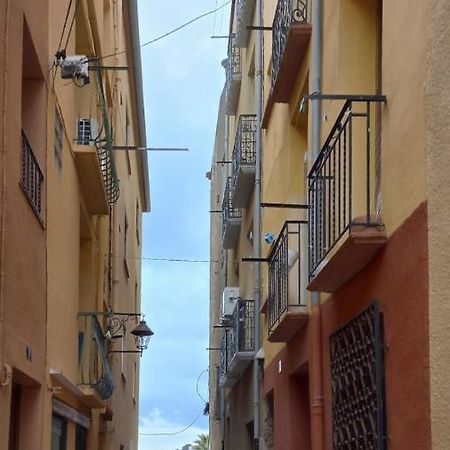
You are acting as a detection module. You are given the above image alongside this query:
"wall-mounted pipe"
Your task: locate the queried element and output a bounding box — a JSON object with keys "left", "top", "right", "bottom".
{"left": 310, "top": 0, "right": 324, "bottom": 448}
{"left": 253, "top": 0, "right": 264, "bottom": 447}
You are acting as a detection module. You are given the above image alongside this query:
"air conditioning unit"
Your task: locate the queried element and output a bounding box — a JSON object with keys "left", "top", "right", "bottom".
{"left": 76, "top": 118, "right": 99, "bottom": 145}
{"left": 221, "top": 287, "right": 239, "bottom": 318}
{"left": 61, "top": 55, "right": 90, "bottom": 85}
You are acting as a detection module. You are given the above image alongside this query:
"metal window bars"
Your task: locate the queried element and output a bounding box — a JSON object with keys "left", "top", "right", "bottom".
{"left": 330, "top": 302, "right": 386, "bottom": 450}
{"left": 21, "top": 130, "right": 44, "bottom": 216}
{"left": 222, "top": 177, "right": 242, "bottom": 235}
{"left": 267, "top": 221, "right": 303, "bottom": 332}
{"left": 271, "top": 0, "right": 308, "bottom": 89}
{"left": 308, "top": 96, "right": 386, "bottom": 278}
{"left": 231, "top": 114, "right": 257, "bottom": 192}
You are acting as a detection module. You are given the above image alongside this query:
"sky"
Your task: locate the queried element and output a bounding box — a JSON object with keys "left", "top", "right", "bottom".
{"left": 136, "top": 1, "right": 230, "bottom": 449}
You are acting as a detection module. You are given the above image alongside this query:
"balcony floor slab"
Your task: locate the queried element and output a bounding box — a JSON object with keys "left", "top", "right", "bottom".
{"left": 268, "top": 306, "right": 309, "bottom": 343}
{"left": 308, "top": 224, "right": 387, "bottom": 293}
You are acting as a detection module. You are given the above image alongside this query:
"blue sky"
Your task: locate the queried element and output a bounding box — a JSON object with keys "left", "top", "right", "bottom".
{"left": 137, "top": 2, "right": 230, "bottom": 449}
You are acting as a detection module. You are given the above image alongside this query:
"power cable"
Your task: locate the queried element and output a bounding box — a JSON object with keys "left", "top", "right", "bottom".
{"left": 63, "top": 0, "right": 81, "bottom": 51}
{"left": 96, "top": 0, "right": 232, "bottom": 61}
{"left": 109, "top": 254, "right": 220, "bottom": 263}
{"left": 139, "top": 368, "right": 209, "bottom": 437}
{"left": 57, "top": 0, "right": 74, "bottom": 53}
{"left": 196, "top": 369, "right": 209, "bottom": 403}
{"left": 139, "top": 409, "right": 203, "bottom": 436}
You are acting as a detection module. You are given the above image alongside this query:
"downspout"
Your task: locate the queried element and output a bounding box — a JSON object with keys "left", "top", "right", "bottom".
{"left": 0, "top": 0, "right": 11, "bottom": 375}
{"left": 253, "top": 0, "right": 263, "bottom": 448}
{"left": 310, "top": 0, "right": 324, "bottom": 449}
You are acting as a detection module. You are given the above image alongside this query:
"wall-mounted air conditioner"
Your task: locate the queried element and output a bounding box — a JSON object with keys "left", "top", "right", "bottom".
{"left": 61, "top": 55, "right": 90, "bottom": 86}
{"left": 221, "top": 287, "right": 240, "bottom": 318}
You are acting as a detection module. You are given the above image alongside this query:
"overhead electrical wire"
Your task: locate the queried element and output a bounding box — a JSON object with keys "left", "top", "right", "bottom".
{"left": 139, "top": 369, "right": 209, "bottom": 437}
{"left": 63, "top": 0, "right": 81, "bottom": 51}
{"left": 96, "top": 0, "right": 232, "bottom": 61}
{"left": 56, "top": 0, "right": 74, "bottom": 53}
{"left": 139, "top": 410, "right": 203, "bottom": 437}
{"left": 109, "top": 254, "right": 220, "bottom": 263}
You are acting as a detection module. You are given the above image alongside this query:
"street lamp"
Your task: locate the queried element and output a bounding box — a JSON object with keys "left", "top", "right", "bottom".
{"left": 131, "top": 320, "right": 154, "bottom": 355}
{"left": 78, "top": 312, "right": 154, "bottom": 356}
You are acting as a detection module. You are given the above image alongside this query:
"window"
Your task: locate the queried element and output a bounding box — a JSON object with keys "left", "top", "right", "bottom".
{"left": 330, "top": 302, "right": 386, "bottom": 450}
{"left": 54, "top": 107, "right": 63, "bottom": 172}
{"left": 21, "top": 130, "right": 44, "bottom": 218}
{"left": 77, "top": 118, "right": 92, "bottom": 145}
{"left": 51, "top": 415, "right": 67, "bottom": 450}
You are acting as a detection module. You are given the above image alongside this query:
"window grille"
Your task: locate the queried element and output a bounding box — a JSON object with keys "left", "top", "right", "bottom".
{"left": 330, "top": 302, "right": 386, "bottom": 450}
{"left": 21, "top": 130, "right": 43, "bottom": 217}
{"left": 77, "top": 118, "right": 92, "bottom": 145}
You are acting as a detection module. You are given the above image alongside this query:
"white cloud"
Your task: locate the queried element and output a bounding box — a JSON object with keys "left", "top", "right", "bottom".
{"left": 139, "top": 408, "right": 208, "bottom": 450}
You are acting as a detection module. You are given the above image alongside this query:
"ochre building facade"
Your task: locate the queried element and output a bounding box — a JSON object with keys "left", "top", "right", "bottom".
{"left": 0, "top": 0, "right": 150, "bottom": 449}
{"left": 209, "top": 1, "right": 449, "bottom": 449}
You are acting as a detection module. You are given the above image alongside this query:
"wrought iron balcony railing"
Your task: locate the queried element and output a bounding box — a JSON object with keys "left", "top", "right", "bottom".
{"left": 94, "top": 71, "right": 120, "bottom": 205}
{"left": 229, "top": 299, "right": 255, "bottom": 358}
{"left": 21, "top": 130, "right": 44, "bottom": 218}
{"left": 235, "top": 0, "right": 256, "bottom": 47}
{"left": 231, "top": 114, "right": 257, "bottom": 206}
{"left": 308, "top": 96, "right": 386, "bottom": 279}
{"left": 225, "top": 34, "right": 242, "bottom": 115}
{"left": 226, "top": 34, "right": 241, "bottom": 86}
{"left": 78, "top": 314, "right": 114, "bottom": 400}
{"left": 219, "top": 330, "right": 230, "bottom": 382}
{"left": 272, "top": 0, "right": 308, "bottom": 91}
{"left": 219, "top": 300, "right": 255, "bottom": 385}
{"left": 268, "top": 221, "right": 305, "bottom": 334}
{"left": 222, "top": 177, "right": 242, "bottom": 248}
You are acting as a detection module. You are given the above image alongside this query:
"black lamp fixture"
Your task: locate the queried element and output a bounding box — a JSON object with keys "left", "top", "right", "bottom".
{"left": 79, "top": 312, "right": 154, "bottom": 357}
{"left": 107, "top": 313, "right": 154, "bottom": 357}
{"left": 131, "top": 320, "right": 154, "bottom": 355}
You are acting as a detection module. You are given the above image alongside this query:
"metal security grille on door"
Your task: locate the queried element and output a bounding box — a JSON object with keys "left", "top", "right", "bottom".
{"left": 329, "top": 302, "right": 386, "bottom": 450}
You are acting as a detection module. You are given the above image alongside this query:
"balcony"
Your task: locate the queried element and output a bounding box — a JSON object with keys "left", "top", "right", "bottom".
{"left": 78, "top": 313, "right": 115, "bottom": 400}
{"left": 74, "top": 71, "right": 120, "bottom": 215}
{"left": 308, "top": 96, "right": 387, "bottom": 293}
{"left": 235, "top": 0, "right": 256, "bottom": 47}
{"left": 219, "top": 299, "right": 255, "bottom": 388}
{"left": 267, "top": 221, "right": 309, "bottom": 342}
{"left": 225, "top": 34, "right": 242, "bottom": 115}
{"left": 263, "top": 0, "right": 311, "bottom": 126}
{"left": 222, "top": 177, "right": 242, "bottom": 249}
{"left": 231, "top": 115, "right": 257, "bottom": 208}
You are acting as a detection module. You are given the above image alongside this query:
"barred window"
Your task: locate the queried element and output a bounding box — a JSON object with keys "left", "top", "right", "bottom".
{"left": 77, "top": 118, "right": 92, "bottom": 145}
{"left": 21, "top": 130, "right": 44, "bottom": 218}
{"left": 330, "top": 302, "right": 386, "bottom": 450}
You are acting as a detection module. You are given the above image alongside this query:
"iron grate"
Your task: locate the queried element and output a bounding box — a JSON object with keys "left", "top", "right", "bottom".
{"left": 330, "top": 302, "right": 386, "bottom": 450}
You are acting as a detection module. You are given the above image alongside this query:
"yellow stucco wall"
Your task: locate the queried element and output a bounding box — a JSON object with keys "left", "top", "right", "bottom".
{"left": 46, "top": 0, "right": 147, "bottom": 449}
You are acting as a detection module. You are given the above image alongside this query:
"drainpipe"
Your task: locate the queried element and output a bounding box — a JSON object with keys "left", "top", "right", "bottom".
{"left": 253, "top": 0, "right": 263, "bottom": 448}
{"left": 0, "top": 0, "right": 11, "bottom": 375}
{"left": 310, "top": 0, "right": 324, "bottom": 449}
